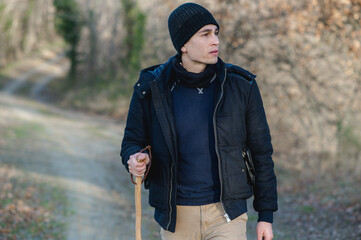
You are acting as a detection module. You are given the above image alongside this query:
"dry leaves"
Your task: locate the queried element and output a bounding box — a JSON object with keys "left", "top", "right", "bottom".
{"left": 0, "top": 165, "right": 65, "bottom": 240}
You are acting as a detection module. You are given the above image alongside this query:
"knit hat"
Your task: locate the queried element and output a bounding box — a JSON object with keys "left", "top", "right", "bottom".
{"left": 168, "top": 3, "right": 219, "bottom": 54}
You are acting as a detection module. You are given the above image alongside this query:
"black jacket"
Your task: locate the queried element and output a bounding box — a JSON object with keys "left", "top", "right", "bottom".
{"left": 121, "top": 56, "right": 278, "bottom": 232}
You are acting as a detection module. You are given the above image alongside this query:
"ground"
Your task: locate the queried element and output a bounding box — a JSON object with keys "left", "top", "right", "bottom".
{"left": 0, "top": 49, "right": 159, "bottom": 239}
{"left": 0, "top": 92, "right": 160, "bottom": 239}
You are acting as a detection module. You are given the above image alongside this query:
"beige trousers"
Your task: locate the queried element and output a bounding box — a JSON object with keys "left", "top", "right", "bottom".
{"left": 160, "top": 202, "right": 247, "bottom": 240}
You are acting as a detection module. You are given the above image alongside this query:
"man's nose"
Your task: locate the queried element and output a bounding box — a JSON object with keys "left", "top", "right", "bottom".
{"left": 212, "top": 34, "right": 219, "bottom": 46}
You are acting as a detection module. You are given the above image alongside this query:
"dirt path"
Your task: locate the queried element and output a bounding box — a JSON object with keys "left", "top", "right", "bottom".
{"left": 1, "top": 49, "right": 67, "bottom": 99}
{"left": 0, "top": 50, "right": 160, "bottom": 239}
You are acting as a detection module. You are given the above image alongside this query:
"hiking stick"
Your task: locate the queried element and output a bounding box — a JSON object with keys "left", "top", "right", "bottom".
{"left": 135, "top": 157, "right": 143, "bottom": 240}
{"left": 130, "top": 146, "right": 151, "bottom": 240}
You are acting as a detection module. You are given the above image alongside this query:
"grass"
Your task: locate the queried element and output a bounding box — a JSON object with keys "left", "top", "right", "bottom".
{"left": 0, "top": 74, "right": 12, "bottom": 89}
{"left": 0, "top": 102, "right": 68, "bottom": 239}
{"left": 299, "top": 205, "right": 315, "bottom": 214}
{"left": 37, "top": 107, "right": 62, "bottom": 118}
{"left": 4, "top": 121, "right": 45, "bottom": 140}
{"left": 276, "top": 165, "right": 361, "bottom": 236}
{"left": 0, "top": 165, "right": 68, "bottom": 240}
{"left": 44, "top": 68, "right": 134, "bottom": 118}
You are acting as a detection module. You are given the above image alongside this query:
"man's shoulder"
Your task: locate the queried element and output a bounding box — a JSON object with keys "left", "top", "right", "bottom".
{"left": 133, "top": 56, "right": 175, "bottom": 98}
{"left": 138, "top": 64, "right": 163, "bottom": 83}
{"left": 137, "top": 56, "right": 175, "bottom": 84}
{"left": 224, "top": 63, "right": 256, "bottom": 84}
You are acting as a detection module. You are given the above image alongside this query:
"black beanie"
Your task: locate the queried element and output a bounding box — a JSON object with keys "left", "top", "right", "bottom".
{"left": 168, "top": 3, "right": 219, "bottom": 54}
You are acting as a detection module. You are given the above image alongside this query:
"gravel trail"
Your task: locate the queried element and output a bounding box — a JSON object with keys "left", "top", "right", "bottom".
{"left": 0, "top": 93, "right": 159, "bottom": 240}
{"left": 0, "top": 49, "right": 160, "bottom": 239}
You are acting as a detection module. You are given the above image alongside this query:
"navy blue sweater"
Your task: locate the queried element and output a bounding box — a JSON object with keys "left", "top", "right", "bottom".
{"left": 171, "top": 78, "right": 221, "bottom": 205}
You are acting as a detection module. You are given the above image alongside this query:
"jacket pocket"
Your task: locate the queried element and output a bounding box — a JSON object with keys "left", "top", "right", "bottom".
{"left": 149, "top": 182, "right": 168, "bottom": 209}
{"left": 216, "top": 114, "right": 247, "bottom": 148}
{"left": 148, "top": 162, "right": 169, "bottom": 210}
{"left": 223, "top": 147, "right": 253, "bottom": 198}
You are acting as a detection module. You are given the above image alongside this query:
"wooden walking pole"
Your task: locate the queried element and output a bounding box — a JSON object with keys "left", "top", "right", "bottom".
{"left": 135, "top": 158, "right": 143, "bottom": 240}
{"left": 130, "top": 146, "right": 151, "bottom": 240}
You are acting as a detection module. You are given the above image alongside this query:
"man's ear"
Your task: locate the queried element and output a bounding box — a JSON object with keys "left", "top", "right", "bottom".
{"left": 181, "top": 46, "right": 187, "bottom": 53}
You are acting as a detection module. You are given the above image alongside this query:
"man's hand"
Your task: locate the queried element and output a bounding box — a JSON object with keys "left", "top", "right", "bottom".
{"left": 127, "top": 152, "right": 150, "bottom": 177}
{"left": 257, "top": 221, "right": 273, "bottom": 240}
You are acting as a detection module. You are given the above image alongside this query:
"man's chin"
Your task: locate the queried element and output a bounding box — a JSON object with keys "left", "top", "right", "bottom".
{"left": 210, "top": 58, "right": 218, "bottom": 65}
{"left": 206, "top": 57, "right": 218, "bottom": 65}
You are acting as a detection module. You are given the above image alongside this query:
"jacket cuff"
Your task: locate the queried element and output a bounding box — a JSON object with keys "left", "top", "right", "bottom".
{"left": 258, "top": 211, "right": 273, "bottom": 223}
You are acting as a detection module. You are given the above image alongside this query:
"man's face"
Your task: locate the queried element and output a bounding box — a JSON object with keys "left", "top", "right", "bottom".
{"left": 181, "top": 24, "right": 219, "bottom": 72}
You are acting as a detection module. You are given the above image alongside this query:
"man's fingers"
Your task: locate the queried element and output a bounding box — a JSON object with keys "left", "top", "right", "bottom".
{"left": 257, "top": 222, "right": 273, "bottom": 240}
{"left": 134, "top": 161, "right": 146, "bottom": 168}
{"left": 137, "top": 153, "right": 146, "bottom": 161}
{"left": 257, "top": 229, "right": 264, "bottom": 240}
{"left": 129, "top": 165, "right": 146, "bottom": 177}
{"left": 127, "top": 152, "right": 150, "bottom": 176}
{"left": 129, "top": 162, "right": 146, "bottom": 170}
{"left": 137, "top": 153, "right": 149, "bottom": 164}
{"left": 257, "top": 232, "right": 272, "bottom": 240}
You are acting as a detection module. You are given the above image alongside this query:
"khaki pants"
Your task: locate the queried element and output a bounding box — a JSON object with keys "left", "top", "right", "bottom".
{"left": 161, "top": 202, "right": 247, "bottom": 240}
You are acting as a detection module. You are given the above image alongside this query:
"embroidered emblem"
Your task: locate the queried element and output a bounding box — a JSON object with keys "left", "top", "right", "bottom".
{"left": 197, "top": 88, "right": 204, "bottom": 94}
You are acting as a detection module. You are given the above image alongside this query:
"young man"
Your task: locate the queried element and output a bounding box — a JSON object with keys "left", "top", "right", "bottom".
{"left": 121, "top": 3, "right": 277, "bottom": 240}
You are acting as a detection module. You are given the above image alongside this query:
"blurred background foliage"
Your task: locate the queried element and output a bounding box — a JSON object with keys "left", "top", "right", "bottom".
{"left": 54, "top": 0, "right": 82, "bottom": 79}
{"left": 0, "top": 0, "right": 360, "bottom": 185}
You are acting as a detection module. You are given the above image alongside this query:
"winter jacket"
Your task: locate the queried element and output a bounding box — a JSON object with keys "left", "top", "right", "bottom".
{"left": 121, "top": 56, "right": 278, "bottom": 232}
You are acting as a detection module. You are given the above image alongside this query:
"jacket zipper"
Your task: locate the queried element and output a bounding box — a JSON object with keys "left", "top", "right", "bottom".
{"left": 166, "top": 164, "right": 173, "bottom": 230}
{"left": 213, "top": 69, "right": 231, "bottom": 223}
{"left": 165, "top": 92, "right": 175, "bottom": 231}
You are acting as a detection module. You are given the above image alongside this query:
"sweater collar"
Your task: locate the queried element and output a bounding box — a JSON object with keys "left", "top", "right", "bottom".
{"left": 172, "top": 57, "right": 216, "bottom": 88}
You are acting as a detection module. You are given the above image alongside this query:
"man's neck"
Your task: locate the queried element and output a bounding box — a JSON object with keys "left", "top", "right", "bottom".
{"left": 181, "top": 55, "right": 207, "bottom": 73}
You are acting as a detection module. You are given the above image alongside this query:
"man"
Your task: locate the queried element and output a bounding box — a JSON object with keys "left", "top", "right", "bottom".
{"left": 121, "top": 3, "right": 277, "bottom": 240}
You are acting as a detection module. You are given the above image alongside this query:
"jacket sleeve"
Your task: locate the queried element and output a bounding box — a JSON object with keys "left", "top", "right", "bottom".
{"left": 245, "top": 79, "right": 278, "bottom": 222}
{"left": 120, "top": 86, "right": 150, "bottom": 172}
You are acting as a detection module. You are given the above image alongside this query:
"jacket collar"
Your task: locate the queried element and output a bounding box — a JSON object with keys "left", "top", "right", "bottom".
{"left": 148, "top": 55, "right": 228, "bottom": 89}
{"left": 136, "top": 55, "right": 256, "bottom": 96}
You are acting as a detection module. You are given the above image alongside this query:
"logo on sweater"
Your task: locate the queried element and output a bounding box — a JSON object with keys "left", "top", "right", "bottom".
{"left": 197, "top": 88, "right": 204, "bottom": 94}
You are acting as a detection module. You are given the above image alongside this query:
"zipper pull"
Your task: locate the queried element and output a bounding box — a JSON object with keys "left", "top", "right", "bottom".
{"left": 224, "top": 213, "right": 231, "bottom": 223}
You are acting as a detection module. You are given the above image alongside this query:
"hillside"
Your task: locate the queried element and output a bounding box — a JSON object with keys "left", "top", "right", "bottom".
{"left": 138, "top": 0, "right": 361, "bottom": 177}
